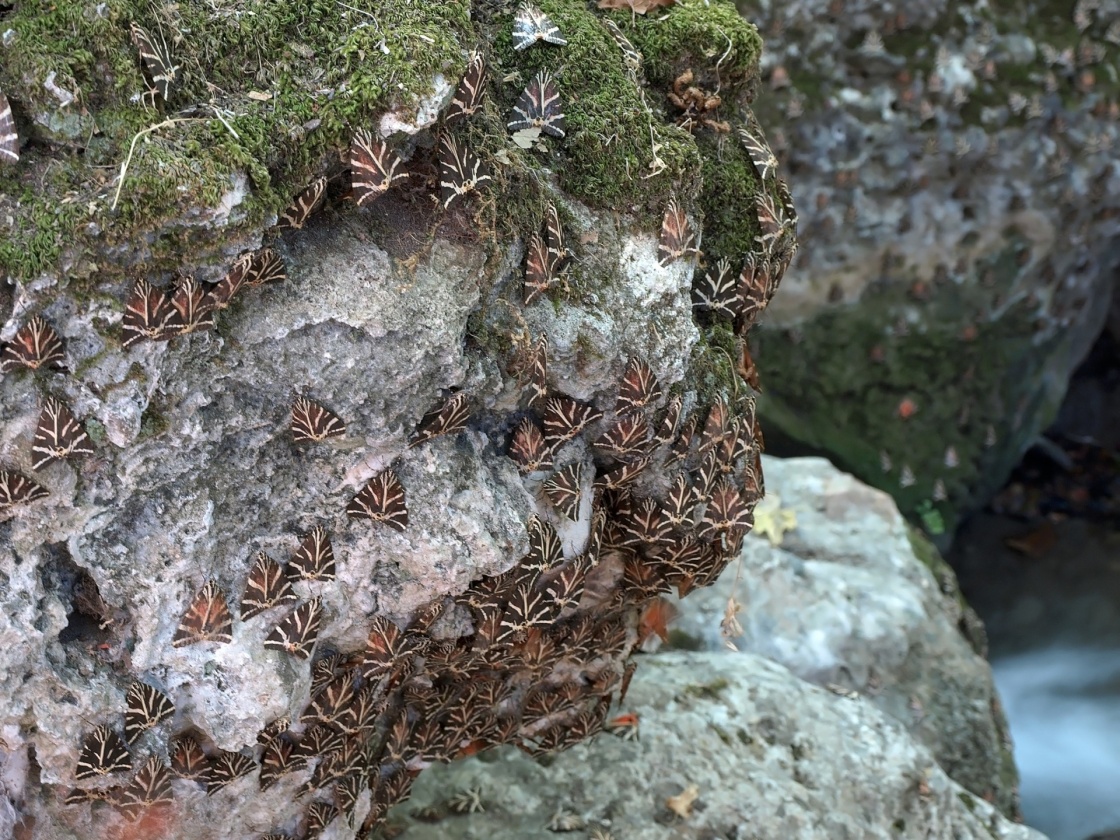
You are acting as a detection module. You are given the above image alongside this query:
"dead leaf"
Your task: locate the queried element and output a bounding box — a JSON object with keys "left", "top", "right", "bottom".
{"left": 666, "top": 783, "right": 699, "bottom": 819}
{"left": 511, "top": 126, "right": 541, "bottom": 149}
{"left": 1003, "top": 523, "right": 1056, "bottom": 557}
{"left": 720, "top": 596, "right": 743, "bottom": 650}
{"left": 751, "top": 494, "right": 797, "bottom": 546}
{"left": 598, "top": 0, "right": 676, "bottom": 13}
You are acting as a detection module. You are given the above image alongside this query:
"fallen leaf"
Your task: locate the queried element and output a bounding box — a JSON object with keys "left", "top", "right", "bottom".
{"left": 598, "top": 0, "right": 676, "bottom": 13}
{"left": 720, "top": 595, "right": 742, "bottom": 649}
{"left": 511, "top": 126, "right": 541, "bottom": 149}
{"left": 751, "top": 494, "right": 797, "bottom": 546}
{"left": 666, "top": 783, "right": 699, "bottom": 819}
{"left": 1004, "top": 522, "right": 1056, "bottom": 557}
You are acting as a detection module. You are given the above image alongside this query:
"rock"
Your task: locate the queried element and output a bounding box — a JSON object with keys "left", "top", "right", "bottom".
{"left": 734, "top": 0, "right": 1120, "bottom": 538}
{"left": 394, "top": 651, "right": 1046, "bottom": 840}
{"left": 671, "top": 455, "right": 1020, "bottom": 816}
{"left": 0, "top": 3, "right": 785, "bottom": 837}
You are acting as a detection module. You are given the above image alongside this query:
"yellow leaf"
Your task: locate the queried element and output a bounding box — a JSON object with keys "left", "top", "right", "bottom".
{"left": 666, "top": 783, "right": 699, "bottom": 818}
{"left": 751, "top": 494, "right": 797, "bottom": 546}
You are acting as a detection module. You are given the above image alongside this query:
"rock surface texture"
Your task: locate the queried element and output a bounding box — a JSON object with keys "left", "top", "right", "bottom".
{"left": 0, "top": 2, "right": 807, "bottom": 839}
{"left": 395, "top": 652, "right": 1044, "bottom": 840}
{"left": 737, "top": 0, "right": 1120, "bottom": 539}
{"left": 674, "top": 455, "right": 1018, "bottom": 817}
{"left": 375, "top": 459, "right": 1043, "bottom": 840}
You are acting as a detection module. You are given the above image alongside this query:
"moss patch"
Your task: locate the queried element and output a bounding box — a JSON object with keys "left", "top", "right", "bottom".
{"left": 0, "top": 0, "right": 471, "bottom": 279}
{"left": 755, "top": 240, "right": 1064, "bottom": 537}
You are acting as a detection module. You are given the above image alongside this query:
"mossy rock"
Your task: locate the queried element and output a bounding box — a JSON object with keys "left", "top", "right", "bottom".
{"left": 0, "top": 0, "right": 763, "bottom": 287}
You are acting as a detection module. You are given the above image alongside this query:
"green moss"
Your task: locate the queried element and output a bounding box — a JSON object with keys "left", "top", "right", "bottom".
{"left": 755, "top": 241, "right": 1064, "bottom": 536}
{"left": 0, "top": 0, "right": 471, "bottom": 279}
{"left": 625, "top": 0, "right": 763, "bottom": 89}
{"left": 689, "top": 322, "right": 743, "bottom": 408}
{"left": 84, "top": 419, "right": 108, "bottom": 447}
{"left": 665, "top": 628, "right": 704, "bottom": 650}
{"left": 483, "top": 0, "right": 701, "bottom": 216}
{"left": 684, "top": 677, "right": 730, "bottom": 699}
{"left": 696, "top": 130, "right": 761, "bottom": 258}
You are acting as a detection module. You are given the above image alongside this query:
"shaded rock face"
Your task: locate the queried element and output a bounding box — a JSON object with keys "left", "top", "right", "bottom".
{"left": 736, "top": 0, "right": 1120, "bottom": 538}
{"left": 0, "top": 2, "right": 798, "bottom": 839}
{"left": 673, "top": 455, "right": 1019, "bottom": 817}
{"left": 394, "top": 652, "right": 1044, "bottom": 840}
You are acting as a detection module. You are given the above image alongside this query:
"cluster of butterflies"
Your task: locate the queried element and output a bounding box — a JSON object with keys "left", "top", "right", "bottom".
{"left": 690, "top": 118, "right": 799, "bottom": 336}
{"left": 277, "top": 3, "right": 573, "bottom": 223}
{"left": 58, "top": 344, "right": 764, "bottom": 836}
{"left": 64, "top": 520, "right": 638, "bottom": 837}
{"left": 0, "top": 317, "right": 94, "bottom": 509}
{"left": 3, "top": 5, "right": 791, "bottom": 838}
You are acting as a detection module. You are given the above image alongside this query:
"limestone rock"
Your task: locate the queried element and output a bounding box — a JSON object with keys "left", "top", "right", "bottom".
{"left": 395, "top": 651, "right": 1046, "bottom": 840}
{"left": 672, "top": 455, "right": 1019, "bottom": 816}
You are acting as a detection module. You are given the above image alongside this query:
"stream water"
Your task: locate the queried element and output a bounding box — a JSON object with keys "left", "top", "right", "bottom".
{"left": 993, "top": 647, "right": 1120, "bottom": 840}
{"left": 951, "top": 514, "right": 1120, "bottom": 840}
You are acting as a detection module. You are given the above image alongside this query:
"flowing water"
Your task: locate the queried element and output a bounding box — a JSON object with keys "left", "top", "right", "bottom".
{"left": 993, "top": 647, "right": 1120, "bottom": 840}
{"left": 951, "top": 514, "right": 1120, "bottom": 840}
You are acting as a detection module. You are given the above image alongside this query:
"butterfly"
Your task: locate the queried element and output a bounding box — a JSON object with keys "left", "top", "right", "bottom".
{"left": 508, "top": 417, "right": 554, "bottom": 473}
{"left": 0, "top": 89, "right": 19, "bottom": 163}
{"left": 602, "top": 18, "right": 642, "bottom": 75}
{"left": 409, "top": 391, "right": 471, "bottom": 447}
{"left": 240, "top": 551, "right": 296, "bottom": 620}
{"left": 130, "top": 22, "right": 179, "bottom": 102}
{"left": 264, "top": 598, "right": 322, "bottom": 660}
{"left": 543, "top": 463, "right": 582, "bottom": 520}
{"left": 692, "top": 257, "right": 740, "bottom": 318}
{"left": 124, "top": 681, "right": 174, "bottom": 744}
{"left": 658, "top": 199, "right": 700, "bottom": 266}
{"left": 206, "top": 750, "right": 256, "bottom": 794}
{"left": 276, "top": 176, "right": 326, "bottom": 231}
{"left": 439, "top": 135, "right": 491, "bottom": 209}
{"left": 541, "top": 395, "right": 602, "bottom": 446}
{"left": 122, "top": 279, "right": 175, "bottom": 346}
{"left": 347, "top": 469, "right": 409, "bottom": 531}
{"left": 0, "top": 470, "right": 49, "bottom": 510}
{"left": 169, "top": 734, "right": 208, "bottom": 781}
{"left": 445, "top": 51, "right": 487, "bottom": 124}
{"left": 31, "top": 397, "right": 94, "bottom": 470}
{"left": 739, "top": 120, "right": 779, "bottom": 179}
{"left": 507, "top": 70, "right": 565, "bottom": 138}
{"left": 290, "top": 397, "right": 346, "bottom": 443}
{"left": 203, "top": 252, "right": 255, "bottom": 311}
{"left": 351, "top": 130, "right": 409, "bottom": 206}
{"left": 172, "top": 580, "right": 233, "bottom": 647}
{"left": 523, "top": 204, "right": 570, "bottom": 304}
{"left": 115, "top": 756, "right": 173, "bottom": 821}
{"left": 0, "top": 315, "right": 65, "bottom": 372}
{"left": 75, "top": 725, "right": 132, "bottom": 779}
{"left": 287, "top": 525, "right": 336, "bottom": 583}
{"left": 166, "top": 276, "right": 215, "bottom": 336}
{"left": 244, "top": 247, "right": 287, "bottom": 286}
{"left": 512, "top": 4, "right": 567, "bottom": 50}
{"left": 616, "top": 357, "right": 662, "bottom": 412}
